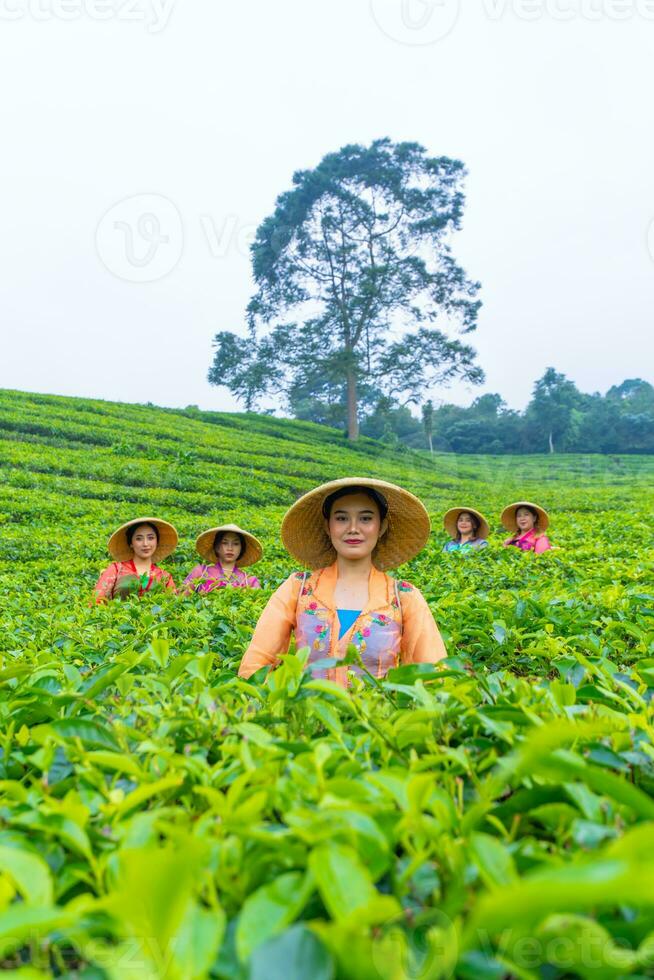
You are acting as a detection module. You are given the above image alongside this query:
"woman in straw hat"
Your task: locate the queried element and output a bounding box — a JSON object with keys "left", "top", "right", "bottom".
{"left": 183, "top": 524, "right": 262, "bottom": 593}
{"left": 94, "top": 517, "right": 178, "bottom": 603}
{"left": 442, "top": 507, "right": 489, "bottom": 553}
{"left": 238, "top": 478, "right": 446, "bottom": 686}
{"left": 501, "top": 501, "right": 552, "bottom": 554}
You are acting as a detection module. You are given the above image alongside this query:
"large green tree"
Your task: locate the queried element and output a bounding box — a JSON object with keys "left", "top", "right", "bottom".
{"left": 525, "top": 368, "right": 582, "bottom": 453}
{"left": 208, "top": 138, "right": 483, "bottom": 439}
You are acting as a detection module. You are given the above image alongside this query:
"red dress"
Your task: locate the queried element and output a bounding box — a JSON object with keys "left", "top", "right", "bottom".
{"left": 94, "top": 559, "right": 176, "bottom": 603}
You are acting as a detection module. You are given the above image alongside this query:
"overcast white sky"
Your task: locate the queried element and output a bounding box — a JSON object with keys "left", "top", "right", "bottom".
{"left": 1, "top": 0, "right": 653, "bottom": 415}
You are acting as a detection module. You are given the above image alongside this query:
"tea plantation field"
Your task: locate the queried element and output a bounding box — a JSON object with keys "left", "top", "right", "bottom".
{"left": 0, "top": 387, "right": 653, "bottom": 979}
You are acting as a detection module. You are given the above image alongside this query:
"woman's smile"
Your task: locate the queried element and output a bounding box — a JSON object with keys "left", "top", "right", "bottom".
{"left": 326, "top": 492, "right": 386, "bottom": 563}
{"left": 130, "top": 527, "right": 158, "bottom": 561}
{"left": 516, "top": 510, "right": 535, "bottom": 530}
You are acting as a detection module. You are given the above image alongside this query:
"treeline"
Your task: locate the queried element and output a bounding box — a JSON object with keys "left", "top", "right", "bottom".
{"left": 356, "top": 370, "right": 654, "bottom": 454}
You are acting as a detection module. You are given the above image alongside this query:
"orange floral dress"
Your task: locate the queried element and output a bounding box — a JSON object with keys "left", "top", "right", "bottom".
{"left": 238, "top": 562, "right": 446, "bottom": 687}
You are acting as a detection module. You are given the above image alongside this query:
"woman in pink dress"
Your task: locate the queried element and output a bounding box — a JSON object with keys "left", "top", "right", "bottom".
{"left": 94, "top": 517, "right": 178, "bottom": 602}
{"left": 501, "top": 501, "right": 552, "bottom": 554}
{"left": 183, "top": 523, "right": 262, "bottom": 593}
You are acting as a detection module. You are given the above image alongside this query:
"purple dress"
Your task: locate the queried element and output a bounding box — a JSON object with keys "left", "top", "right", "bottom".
{"left": 184, "top": 562, "right": 261, "bottom": 593}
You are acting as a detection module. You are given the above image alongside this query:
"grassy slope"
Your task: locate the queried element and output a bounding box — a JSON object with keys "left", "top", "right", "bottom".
{"left": 1, "top": 387, "right": 651, "bottom": 526}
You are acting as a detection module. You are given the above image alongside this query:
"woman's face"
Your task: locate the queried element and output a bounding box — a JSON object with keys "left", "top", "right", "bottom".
{"left": 457, "top": 512, "right": 474, "bottom": 535}
{"left": 326, "top": 492, "right": 386, "bottom": 562}
{"left": 130, "top": 524, "right": 158, "bottom": 561}
{"left": 516, "top": 507, "right": 536, "bottom": 532}
{"left": 216, "top": 533, "right": 242, "bottom": 565}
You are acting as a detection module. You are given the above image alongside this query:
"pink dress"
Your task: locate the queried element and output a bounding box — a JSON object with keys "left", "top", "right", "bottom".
{"left": 504, "top": 529, "right": 551, "bottom": 554}
{"left": 183, "top": 562, "right": 261, "bottom": 593}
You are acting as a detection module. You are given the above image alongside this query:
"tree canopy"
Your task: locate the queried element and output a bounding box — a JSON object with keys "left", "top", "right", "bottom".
{"left": 208, "top": 138, "right": 483, "bottom": 439}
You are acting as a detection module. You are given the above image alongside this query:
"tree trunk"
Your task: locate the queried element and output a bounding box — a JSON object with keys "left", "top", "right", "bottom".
{"left": 346, "top": 368, "right": 359, "bottom": 441}
{"left": 548, "top": 431, "right": 554, "bottom": 453}
{"left": 428, "top": 433, "right": 433, "bottom": 454}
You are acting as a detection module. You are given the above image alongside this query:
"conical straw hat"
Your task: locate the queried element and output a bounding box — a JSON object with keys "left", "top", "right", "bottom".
{"left": 281, "top": 477, "right": 431, "bottom": 571}
{"left": 195, "top": 523, "right": 263, "bottom": 567}
{"left": 108, "top": 517, "right": 178, "bottom": 561}
{"left": 500, "top": 501, "right": 550, "bottom": 533}
{"left": 443, "top": 506, "right": 490, "bottom": 540}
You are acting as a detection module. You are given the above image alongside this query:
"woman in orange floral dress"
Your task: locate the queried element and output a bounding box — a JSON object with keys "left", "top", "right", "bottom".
{"left": 238, "top": 478, "right": 446, "bottom": 687}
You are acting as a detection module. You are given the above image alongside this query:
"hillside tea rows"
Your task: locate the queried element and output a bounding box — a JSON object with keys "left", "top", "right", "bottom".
{"left": 0, "top": 389, "right": 653, "bottom": 978}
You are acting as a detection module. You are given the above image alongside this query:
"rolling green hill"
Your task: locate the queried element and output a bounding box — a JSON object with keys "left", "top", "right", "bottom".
{"left": 0, "top": 388, "right": 653, "bottom": 978}
{"left": 1, "top": 385, "right": 651, "bottom": 568}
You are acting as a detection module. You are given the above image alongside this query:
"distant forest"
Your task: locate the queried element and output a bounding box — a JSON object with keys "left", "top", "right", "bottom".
{"left": 355, "top": 370, "right": 654, "bottom": 454}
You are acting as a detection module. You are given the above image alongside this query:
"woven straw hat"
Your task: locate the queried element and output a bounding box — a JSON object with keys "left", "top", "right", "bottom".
{"left": 108, "top": 517, "right": 178, "bottom": 561}
{"left": 281, "top": 477, "right": 431, "bottom": 571}
{"left": 501, "top": 501, "right": 550, "bottom": 533}
{"left": 443, "top": 506, "right": 490, "bottom": 540}
{"left": 195, "top": 523, "right": 263, "bottom": 567}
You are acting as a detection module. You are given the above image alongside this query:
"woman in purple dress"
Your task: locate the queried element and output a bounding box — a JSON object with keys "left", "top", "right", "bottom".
{"left": 184, "top": 524, "right": 262, "bottom": 593}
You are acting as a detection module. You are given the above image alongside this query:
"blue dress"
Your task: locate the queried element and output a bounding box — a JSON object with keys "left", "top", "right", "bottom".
{"left": 443, "top": 538, "right": 488, "bottom": 554}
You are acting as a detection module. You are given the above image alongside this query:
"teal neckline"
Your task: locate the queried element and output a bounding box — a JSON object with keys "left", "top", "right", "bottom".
{"left": 336, "top": 608, "right": 361, "bottom": 639}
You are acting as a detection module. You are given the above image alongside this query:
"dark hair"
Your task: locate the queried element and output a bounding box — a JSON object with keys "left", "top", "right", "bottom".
{"left": 456, "top": 511, "right": 480, "bottom": 541}
{"left": 126, "top": 522, "right": 159, "bottom": 547}
{"left": 517, "top": 505, "right": 539, "bottom": 525}
{"left": 214, "top": 530, "right": 245, "bottom": 559}
{"left": 322, "top": 485, "right": 389, "bottom": 520}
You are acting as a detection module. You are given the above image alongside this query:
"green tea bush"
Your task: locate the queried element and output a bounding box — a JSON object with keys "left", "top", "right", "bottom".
{"left": 0, "top": 389, "right": 653, "bottom": 978}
